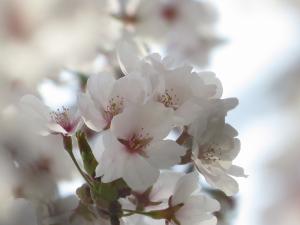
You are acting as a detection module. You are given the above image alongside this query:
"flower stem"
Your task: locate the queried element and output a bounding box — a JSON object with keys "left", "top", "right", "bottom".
{"left": 63, "top": 135, "right": 93, "bottom": 187}
{"left": 122, "top": 209, "right": 151, "bottom": 217}
{"left": 68, "top": 150, "right": 93, "bottom": 186}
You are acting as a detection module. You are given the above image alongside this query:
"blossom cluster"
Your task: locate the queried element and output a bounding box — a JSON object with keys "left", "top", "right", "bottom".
{"left": 0, "top": 0, "right": 246, "bottom": 224}
{"left": 19, "top": 39, "right": 245, "bottom": 225}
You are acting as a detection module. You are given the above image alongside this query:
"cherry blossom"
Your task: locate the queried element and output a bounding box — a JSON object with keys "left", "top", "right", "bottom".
{"left": 190, "top": 99, "right": 247, "bottom": 196}
{"left": 20, "top": 95, "right": 81, "bottom": 136}
{"left": 165, "top": 172, "right": 220, "bottom": 225}
{"left": 93, "top": 102, "right": 186, "bottom": 191}
{"left": 143, "top": 54, "right": 221, "bottom": 125}
{"left": 78, "top": 72, "right": 149, "bottom": 132}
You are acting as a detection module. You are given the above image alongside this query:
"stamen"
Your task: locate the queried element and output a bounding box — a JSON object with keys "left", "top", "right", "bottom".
{"left": 119, "top": 131, "right": 153, "bottom": 155}
{"left": 104, "top": 96, "right": 124, "bottom": 125}
{"left": 198, "top": 144, "right": 222, "bottom": 163}
{"left": 50, "top": 106, "right": 74, "bottom": 132}
{"left": 158, "top": 89, "right": 180, "bottom": 109}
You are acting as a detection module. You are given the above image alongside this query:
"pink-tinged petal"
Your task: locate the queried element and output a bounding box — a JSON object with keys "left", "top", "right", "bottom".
{"left": 111, "top": 102, "right": 174, "bottom": 140}
{"left": 112, "top": 75, "right": 148, "bottom": 105}
{"left": 147, "top": 140, "right": 186, "bottom": 169}
{"left": 47, "top": 123, "right": 67, "bottom": 135}
{"left": 123, "top": 154, "right": 159, "bottom": 192}
{"left": 78, "top": 94, "right": 107, "bottom": 132}
{"left": 87, "top": 73, "right": 115, "bottom": 108}
{"left": 110, "top": 106, "right": 139, "bottom": 140}
{"left": 172, "top": 172, "right": 199, "bottom": 206}
{"left": 95, "top": 132, "right": 129, "bottom": 182}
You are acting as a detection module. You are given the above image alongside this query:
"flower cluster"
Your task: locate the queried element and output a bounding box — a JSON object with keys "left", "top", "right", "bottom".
{"left": 20, "top": 40, "right": 245, "bottom": 225}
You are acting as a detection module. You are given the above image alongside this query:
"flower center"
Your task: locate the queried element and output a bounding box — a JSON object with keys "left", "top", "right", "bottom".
{"left": 158, "top": 88, "right": 180, "bottom": 109}
{"left": 104, "top": 96, "right": 124, "bottom": 125}
{"left": 119, "top": 132, "right": 153, "bottom": 155}
{"left": 50, "top": 107, "right": 74, "bottom": 132}
{"left": 161, "top": 5, "right": 178, "bottom": 23}
{"left": 198, "top": 144, "right": 222, "bottom": 163}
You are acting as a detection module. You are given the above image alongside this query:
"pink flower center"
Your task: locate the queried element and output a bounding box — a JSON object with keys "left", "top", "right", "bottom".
{"left": 119, "top": 132, "right": 153, "bottom": 155}
{"left": 50, "top": 107, "right": 76, "bottom": 133}
{"left": 104, "top": 96, "right": 124, "bottom": 127}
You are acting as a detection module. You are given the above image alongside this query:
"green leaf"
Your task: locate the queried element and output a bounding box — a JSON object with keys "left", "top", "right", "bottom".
{"left": 92, "top": 182, "right": 119, "bottom": 202}
{"left": 76, "top": 131, "right": 98, "bottom": 177}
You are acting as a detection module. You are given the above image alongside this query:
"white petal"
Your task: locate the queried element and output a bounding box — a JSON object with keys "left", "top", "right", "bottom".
{"left": 47, "top": 123, "right": 67, "bottom": 135}
{"left": 176, "top": 99, "right": 204, "bottom": 125}
{"left": 87, "top": 73, "right": 115, "bottom": 108}
{"left": 123, "top": 154, "right": 159, "bottom": 192}
{"left": 147, "top": 140, "right": 186, "bottom": 169}
{"left": 203, "top": 167, "right": 239, "bottom": 196}
{"left": 227, "top": 165, "right": 247, "bottom": 178}
{"left": 20, "top": 95, "right": 50, "bottom": 120}
{"left": 176, "top": 195, "right": 219, "bottom": 225}
{"left": 117, "top": 39, "right": 143, "bottom": 75}
{"left": 96, "top": 132, "right": 129, "bottom": 182}
{"left": 111, "top": 75, "right": 148, "bottom": 104}
{"left": 150, "top": 172, "right": 182, "bottom": 202}
{"left": 92, "top": 132, "right": 108, "bottom": 162}
{"left": 199, "top": 71, "right": 223, "bottom": 99}
{"left": 78, "top": 93, "right": 107, "bottom": 132}
{"left": 19, "top": 95, "right": 51, "bottom": 135}
{"left": 111, "top": 102, "right": 174, "bottom": 140}
{"left": 172, "top": 172, "right": 199, "bottom": 205}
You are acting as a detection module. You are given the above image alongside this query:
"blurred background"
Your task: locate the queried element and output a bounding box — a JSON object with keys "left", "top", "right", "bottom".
{"left": 1, "top": 0, "right": 300, "bottom": 224}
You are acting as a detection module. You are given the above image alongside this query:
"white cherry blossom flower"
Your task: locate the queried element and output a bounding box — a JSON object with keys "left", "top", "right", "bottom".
{"left": 164, "top": 172, "right": 220, "bottom": 225}
{"left": 20, "top": 95, "right": 81, "bottom": 136}
{"left": 190, "top": 99, "right": 246, "bottom": 196}
{"left": 93, "top": 102, "right": 186, "bottom": 191}
{"left": 144, "top": 55, "right": 221, "bottom": 125}
{"left": 78, "top": 72, "right": 149, "bottom": 132}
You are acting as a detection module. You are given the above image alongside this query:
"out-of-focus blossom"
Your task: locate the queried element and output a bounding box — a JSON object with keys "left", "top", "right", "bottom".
{"left": 109, "top": 0, "right": 220, "bottom": 67}
{"left": 20, "top": 95, "right": 82, "bottom": 136}
{"left": 0, "top": 0, "right": 120, "bottom": 85}
{"left": 0, "top": 199, "right": 38, "bottom": 225}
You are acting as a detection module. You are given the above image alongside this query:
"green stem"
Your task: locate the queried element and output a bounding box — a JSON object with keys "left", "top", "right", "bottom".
{"left": 122, "top": 209, "right": 151, "bottom": 217}
{"left": 63, "top": 135, "right": 93, "bottom": 187}
{"left": 68, "top": 150, "right": 93, "bottom": 187}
